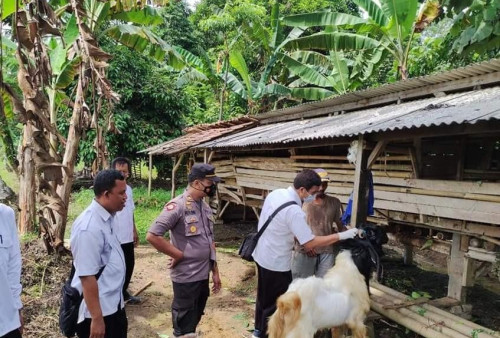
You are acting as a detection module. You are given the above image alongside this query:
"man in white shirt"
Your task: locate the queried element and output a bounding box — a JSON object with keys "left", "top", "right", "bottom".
{"left": 111, "top": 157, "right": 140, "bottom": 304}
{"left": 70, "top": 170, "right": 128, "bottom": 338}
{"left": 0, "top": 204, "right": 23, "bottom": 338}
{"left": 252, "top": 170, "right": 358, "bottom": 338}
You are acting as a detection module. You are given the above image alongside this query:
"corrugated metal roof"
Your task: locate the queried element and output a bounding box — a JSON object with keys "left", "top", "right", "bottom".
{"left": 257, "top": 58, "right": 500, "bottom": 123}
{"left": 141, "top": 116, "right": 258, "bottom": 156}
{"left": 197, "top": 86, "right": 500, "bottom": 149}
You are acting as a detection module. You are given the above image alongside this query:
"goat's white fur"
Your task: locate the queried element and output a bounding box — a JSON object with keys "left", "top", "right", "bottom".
{"left": 268, "top": 250, "right": 370, "bottom": 338}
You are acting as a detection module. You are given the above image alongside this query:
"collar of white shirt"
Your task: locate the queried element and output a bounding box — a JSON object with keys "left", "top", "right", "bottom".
{"left": 90, "top": 199, "right": 113, "bottom": 224}
{"left": 287, "top": 186, "right": 303, "bottom": 206}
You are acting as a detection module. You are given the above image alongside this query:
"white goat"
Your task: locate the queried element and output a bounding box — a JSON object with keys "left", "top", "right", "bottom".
{"left": 268, "top": 250, "right": 370, "bottom": 338}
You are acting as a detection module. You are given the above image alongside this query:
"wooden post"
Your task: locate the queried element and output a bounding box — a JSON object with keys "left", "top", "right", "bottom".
{"left": 447, "top": 233, "right": 467, "bottom": 302}
{"left": 219, "top": 201, "right": 230, "bottom": 218}
{"left": 462, "top": 256, "right": 476, "bottom": 287}
{"left": 367, "top": 140, "right": 387, "bottom": 169}
{"left": 208, "top": 150, "right": 215, "bottom": 163}
{"left": 456, "top": 137, "right": 465, "bottom": 180}
{"left": 171, "top": 156, "right": 176, "bottom": 198}
{"left": 171, "top": 153, "right": 185, "bottom": 199}
{"left": 351, "top": 135, "right": 370, "bottom": 227}
{"left": 412, "top": 138, "right": 422, "bottom": 179}
{"left": 148, "top": 153, "right": 153, "bottom": 197}
{"left": 403, "top": 244, "right": 413, "bottom": 265}
{"left": 252, "top": 207, "right": 260, "bottom": 221}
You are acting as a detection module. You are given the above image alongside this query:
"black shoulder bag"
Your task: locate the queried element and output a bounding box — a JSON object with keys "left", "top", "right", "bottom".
{"left": 59, "top": 263, "right": 105, "bottom": 337}
{"left": 238, "top": 201, "right": 297, "bottom": 262}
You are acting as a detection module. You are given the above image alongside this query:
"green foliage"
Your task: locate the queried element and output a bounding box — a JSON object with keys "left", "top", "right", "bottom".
{"left": 154, "top": 1, "right": 201, "bottom": 52}
{"left": 67, "top": 186, "right": 184, "bottom": 243}
{"left": 416, "top": 307, "right": 427, "bottom": 316}
{"left": 134, "top": 186, "right": 184, "bottom": 243}
{"left": 471, "top": 329, "right": 486, "bottom": 338}
{"left": 277, "top": 0, "right": 358, "bottom": 16}
{"left": 446, "top": 0, "right": 500, "bottom": 54}
{"left": 411, "top": 291, "right": 431, "bottom": 299}
{"left": 67, "top": 188, "right": 95, "bottom": 226}
{"left": 406, "top": 18, "right": 496, "bottom": 78}
{"left": 0, "top": 147, "right": 19, "bottom": 193}
{"left": 1, "top": 0, "right": 21, "bottom": 19}
{"left": 420, "top": 238, "right": 434, "bottom": 250}
{"left": 183, "top": 84, "right": 221, "bottom": 125}
{"left": 70, "top": 42, "right": 189, "bottom": 170}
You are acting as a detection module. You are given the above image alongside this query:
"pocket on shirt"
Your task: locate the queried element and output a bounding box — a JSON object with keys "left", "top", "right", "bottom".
{"left": 0, "top": 232, "right": 12, "bottom": 264}
{"left": 184, "top": 216, "right": 201, "bottom": 237}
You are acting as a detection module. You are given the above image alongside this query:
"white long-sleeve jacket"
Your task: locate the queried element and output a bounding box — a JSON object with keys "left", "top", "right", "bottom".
{"left": 0, "top": 204, "right": 22, "bottom": 336}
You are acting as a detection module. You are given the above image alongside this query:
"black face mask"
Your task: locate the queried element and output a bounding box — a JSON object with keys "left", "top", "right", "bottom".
{"left": 202, "top": 182, "right": 217, "bottom": 197}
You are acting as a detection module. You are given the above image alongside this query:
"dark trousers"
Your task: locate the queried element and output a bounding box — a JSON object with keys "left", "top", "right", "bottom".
{"left": 121, "top": 242, "right": 135, "bottom": 298}
{"left": 172, "top": 279, "right": 209, "bottom": 337}
{"left": 255, "top": 263, "right": 292, "bottom": 338}
{"left": 1, "top": 328, "right": 21, "bottom": 338}
{"left": 76, "top": 308, "right": 127, "bottom": 338}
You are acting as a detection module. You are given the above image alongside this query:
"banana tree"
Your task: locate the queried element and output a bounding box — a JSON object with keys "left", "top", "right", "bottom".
{"left": 225, "top": 3, "right": 335, "bottom": 111}
{"left": 443, "top": 0, "right": 500, "bottom": 54}
{"left": 7, "top": 0, "right": 175, "bottom": 253}
{"left": 282, "top": 0, "right": 441, "bottom": 80}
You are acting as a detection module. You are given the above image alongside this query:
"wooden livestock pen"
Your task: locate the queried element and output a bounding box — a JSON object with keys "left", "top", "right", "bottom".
{"left": 140, "top": 116, "right": 258, "bottom": 196}
{"left": 143, "top": 59, "right": 500, "bottom": 337}
{"left": 193, "top": 59, "right": 500, "bottom": 306}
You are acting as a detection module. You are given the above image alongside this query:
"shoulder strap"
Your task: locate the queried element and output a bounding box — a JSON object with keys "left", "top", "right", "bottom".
{"left": 255, "top": 201, "right": 297, "bottom": 240}
{"left": 69, "top": 262, "right": 106, "bottom": 282}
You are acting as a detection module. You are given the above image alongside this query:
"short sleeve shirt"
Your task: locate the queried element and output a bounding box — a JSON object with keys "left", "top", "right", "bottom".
{"left": 296, "top": 195, "right": 343, "bottom": 254}
{"left": 0, "top": 204, "right": 22, "bottom": 336}
{"left": 70, "top": 200, "right": 126, "bottom": 323}
{"left": 115, "top": 185, "right": 135, "bottom": 244}
{"left": 148, "top": 191, "right": 216, "bottom": 283}
{"left": 252, "top": 187, "right": 314, "bottom": 272}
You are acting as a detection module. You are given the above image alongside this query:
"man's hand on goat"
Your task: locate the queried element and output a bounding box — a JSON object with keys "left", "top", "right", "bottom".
{"left": 338, "top": 228, "right": 358, "bottom": 241}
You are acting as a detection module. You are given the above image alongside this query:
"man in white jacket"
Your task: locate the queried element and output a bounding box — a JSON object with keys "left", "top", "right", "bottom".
{"left": 251, "top": 170, "right": 358, "bottom": 338}
{"left": 0, "top": 203, "right": 23, "bottom": 338}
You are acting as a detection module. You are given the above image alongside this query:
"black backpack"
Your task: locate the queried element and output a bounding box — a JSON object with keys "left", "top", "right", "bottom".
{"left": 59, "top": 264, "right": 105, "bottom": 337}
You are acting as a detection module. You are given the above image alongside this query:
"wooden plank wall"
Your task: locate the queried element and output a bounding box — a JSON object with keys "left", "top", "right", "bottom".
{"left": 211, "top": 148, "right": 500, "bottom": 239}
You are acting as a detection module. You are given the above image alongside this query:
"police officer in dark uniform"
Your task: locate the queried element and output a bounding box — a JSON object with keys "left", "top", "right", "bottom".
{"left": 147, "top": 163, "right": 222, "bottom": 338}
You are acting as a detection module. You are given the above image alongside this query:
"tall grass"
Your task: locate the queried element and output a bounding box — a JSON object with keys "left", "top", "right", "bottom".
{"left": 0, "top": 148, "right": 19, "bottom": 193}
{"left": 67, "top": 185, "right": 185, "bottom": 243}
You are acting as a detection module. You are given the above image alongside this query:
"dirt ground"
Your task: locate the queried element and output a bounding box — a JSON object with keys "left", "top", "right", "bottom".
{"left": 20, "top": 222, "right": 500, "bottom": 338}
{"left": 126, "top": 246, "right": 257, "bottom": 338}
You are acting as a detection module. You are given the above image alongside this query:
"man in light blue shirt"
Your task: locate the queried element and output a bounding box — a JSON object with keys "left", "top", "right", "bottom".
{"left": 70, "top": 170, "right": 127, "bottom": 338}
{"left": 0, "top": 203, "right": 23, "bottom": 338}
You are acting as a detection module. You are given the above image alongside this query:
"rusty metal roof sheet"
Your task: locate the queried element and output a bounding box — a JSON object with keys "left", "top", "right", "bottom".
{"left": 257, "top": 58, "right": 500, "bottom": 123}
{"left": 141, "top": 116, "right": 258, "bottom": 156}
{"left": 196, "top": 86, "right": 500, "bottom": 149}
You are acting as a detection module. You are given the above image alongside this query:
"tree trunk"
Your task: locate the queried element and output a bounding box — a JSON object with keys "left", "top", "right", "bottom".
{"left": 54, "top": 75, "right": 85, "bottom": 250}
{"left": 18, "top": 123, "right": 36, "bottom": 233}
{"left": 219, "top": 53, "right": 229, "bottom": 121}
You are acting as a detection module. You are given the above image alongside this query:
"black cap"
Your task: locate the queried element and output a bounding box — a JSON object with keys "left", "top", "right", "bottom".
{"left": 188, "top": 163, "right": 221, "bottom": 183}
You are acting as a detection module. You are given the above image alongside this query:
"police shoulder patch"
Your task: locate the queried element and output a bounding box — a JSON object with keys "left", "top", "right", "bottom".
{"left": 165, "top": 202, "right": 177, "bottom": 211}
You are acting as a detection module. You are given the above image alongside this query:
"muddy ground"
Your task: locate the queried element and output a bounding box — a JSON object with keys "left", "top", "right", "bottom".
{"left": 20, "top": 223, "right": 500, "bottom": 338}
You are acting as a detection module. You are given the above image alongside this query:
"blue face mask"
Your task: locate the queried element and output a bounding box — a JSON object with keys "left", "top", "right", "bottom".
{"left": 303, "top": 192, "right": 316, "bottom": 203}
